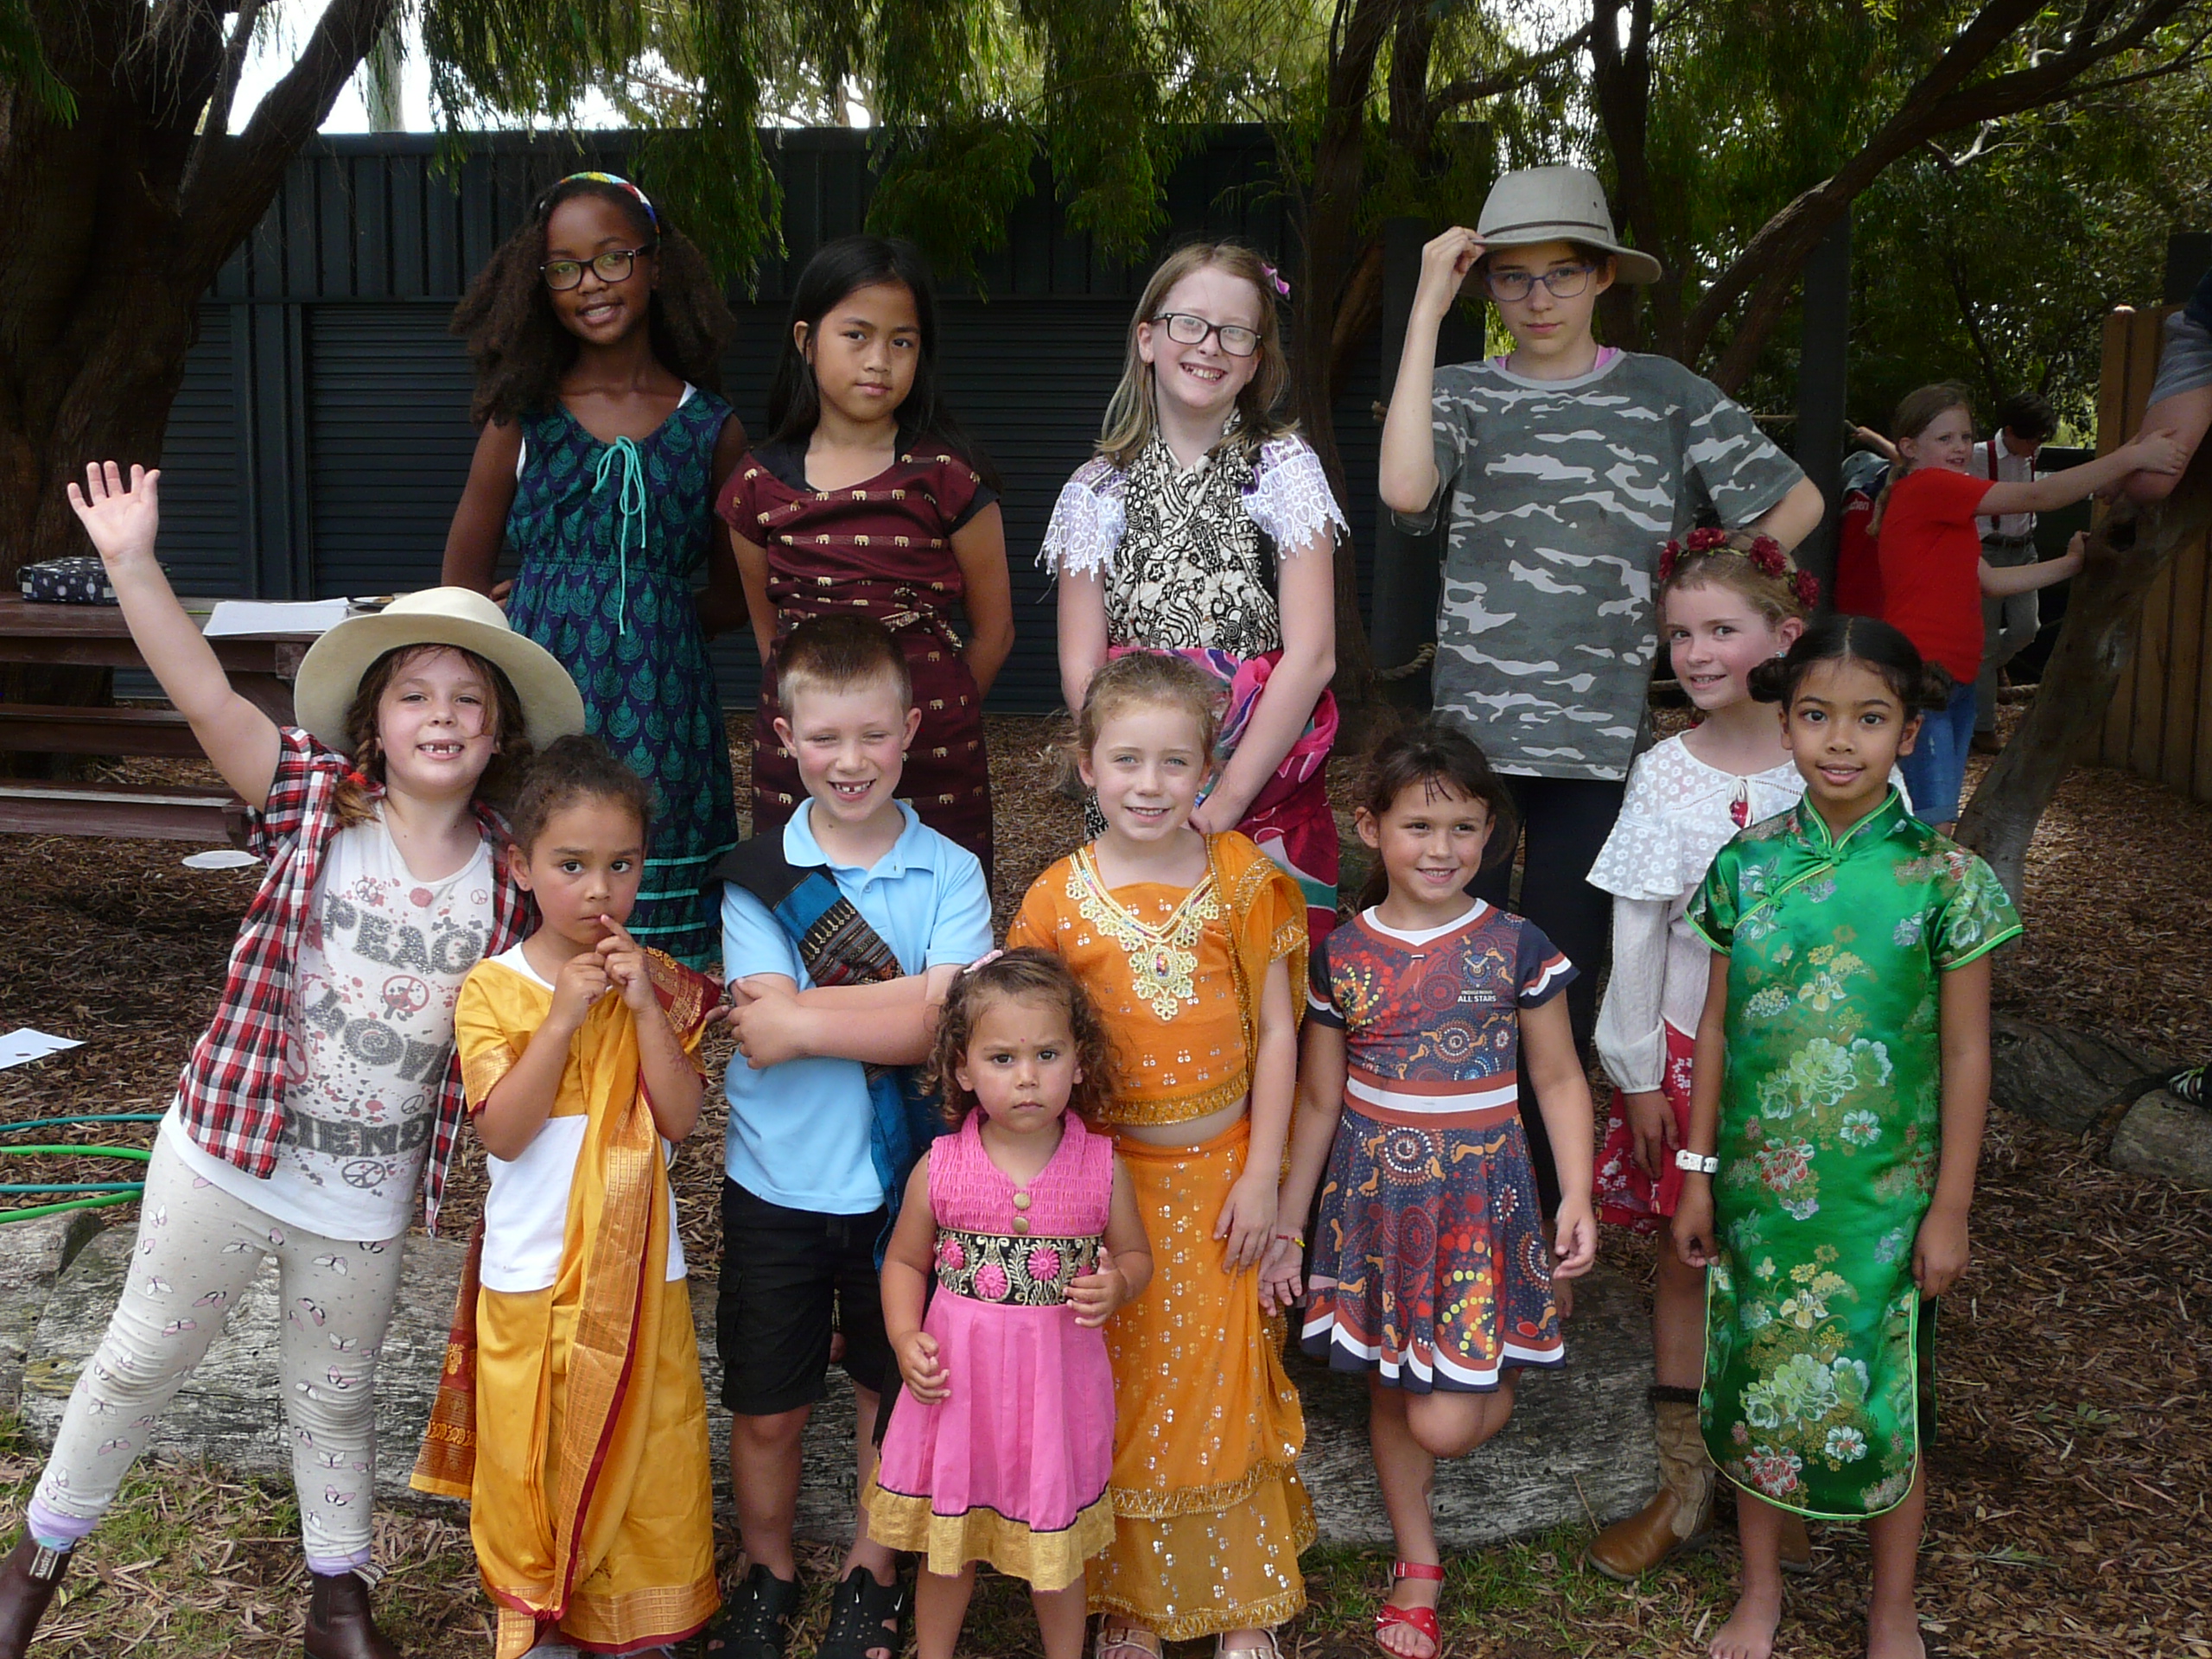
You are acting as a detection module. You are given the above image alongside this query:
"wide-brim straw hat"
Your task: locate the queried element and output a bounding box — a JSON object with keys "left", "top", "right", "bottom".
{"left": 1477, "top": 165, "right": 1662, "bottom": 284}
{"left": 292, "top": 587, "right": 587, "bottom": 756}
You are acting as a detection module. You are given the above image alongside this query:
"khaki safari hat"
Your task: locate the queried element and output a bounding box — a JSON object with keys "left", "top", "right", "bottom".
{"left": 292, "top": 587, "right": 587, "bottom": 757}
{"left": 1477, "top": 165, "right": 1662, "bottom": 284}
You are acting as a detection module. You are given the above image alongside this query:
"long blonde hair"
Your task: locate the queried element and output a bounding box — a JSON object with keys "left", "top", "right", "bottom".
{"left": 1097, "top": 241, "right": 1294, "bottom": 469}
{"left": 1866, "top": 382, "right": 1974, "bottom": 537}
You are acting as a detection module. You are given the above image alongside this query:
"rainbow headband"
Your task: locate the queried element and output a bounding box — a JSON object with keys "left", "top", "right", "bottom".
{"left": 550, "top": 170, "right": 658, "bottom": 230}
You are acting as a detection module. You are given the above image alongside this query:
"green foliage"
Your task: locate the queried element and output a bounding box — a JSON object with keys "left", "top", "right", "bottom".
{"left": 0, "top": 0, "right": 74, "bottom": 123}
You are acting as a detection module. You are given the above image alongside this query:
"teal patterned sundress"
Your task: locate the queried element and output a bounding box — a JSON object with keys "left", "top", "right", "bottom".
{"left": 504, "top": 388, "right": 741, "bottom": 969}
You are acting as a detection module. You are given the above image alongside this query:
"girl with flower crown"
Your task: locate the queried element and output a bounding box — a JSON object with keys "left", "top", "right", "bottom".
{"left": 1042, "top": 241, "right": 1348, "bottom": 945}
{"left": 1582, "top": 531, "right": 1909, "bottom": 1587}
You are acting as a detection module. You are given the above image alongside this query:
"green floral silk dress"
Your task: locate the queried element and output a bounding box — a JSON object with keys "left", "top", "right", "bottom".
{"left": 1685, "top": 791, "right": 2020, "bottom": 1518}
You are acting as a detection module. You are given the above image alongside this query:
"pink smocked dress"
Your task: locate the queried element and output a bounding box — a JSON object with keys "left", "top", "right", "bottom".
{"left": 862, "top": 1113, "right": 1119, "bottom": 1590}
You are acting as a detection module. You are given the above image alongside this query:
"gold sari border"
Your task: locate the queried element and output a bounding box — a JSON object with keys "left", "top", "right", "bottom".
{"left": 866, "top": 1485, "right": 1114, "bottom": 1593}
{"left": 1087, "top": 1580, "right": 1312, "bottom": 1644}
{"left": 1105, "top": 1456, "right": 1304, "bottom": 1521}
{"left": 1096, "top": 1071, "right": 1250, "bottom": 1128}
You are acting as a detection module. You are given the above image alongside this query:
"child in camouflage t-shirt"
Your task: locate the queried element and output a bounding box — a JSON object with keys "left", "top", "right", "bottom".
{"left": 1376, "top": 165, "right": 1820, "bottom": 1239}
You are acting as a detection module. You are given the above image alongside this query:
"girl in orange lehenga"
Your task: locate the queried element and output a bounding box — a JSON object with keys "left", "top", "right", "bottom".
{"left": 1009, "top": 651, "right": 1311, "bottom": 1659}
{"left": 413, "top": 736, "right": 721, "bottom": 1657}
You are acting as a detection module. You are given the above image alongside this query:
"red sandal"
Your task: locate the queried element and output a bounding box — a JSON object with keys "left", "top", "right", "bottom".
{"left": 1375, "top": 1560, "right": 1445, "bottom": 1658}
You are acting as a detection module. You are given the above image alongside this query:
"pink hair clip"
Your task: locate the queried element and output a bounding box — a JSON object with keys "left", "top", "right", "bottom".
{"left": 961, "top": 950, "right": 1007, "bottom": 976}
{"left": 1262, "top": 262, "right": 1291, "bottom": 298}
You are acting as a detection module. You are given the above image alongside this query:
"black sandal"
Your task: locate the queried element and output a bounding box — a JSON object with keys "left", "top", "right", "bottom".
{"left": 702, "top": 1563, "right": 800, "bottom": 1659}
{"left": 814, "top": 1566, "right": 906, "bottom": 1659}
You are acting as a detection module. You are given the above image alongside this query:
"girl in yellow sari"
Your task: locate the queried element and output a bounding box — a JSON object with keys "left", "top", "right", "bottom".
{"left": 414, "top": 736, "right": 720, "bottom": 1657}
{"left": 1009, "top": 652, "right": 1311, "bottom": 1659}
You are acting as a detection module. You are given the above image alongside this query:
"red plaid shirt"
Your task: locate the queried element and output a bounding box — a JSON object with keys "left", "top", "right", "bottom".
{"left": 172, "top": 728, "right": 532, "bottom": 1234}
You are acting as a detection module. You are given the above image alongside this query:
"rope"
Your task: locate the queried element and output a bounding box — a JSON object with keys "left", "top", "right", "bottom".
{"left": 1376, "top": 643, "right": 1435, "bottom": 683}
{"left": 592, "top": 436, "right": 648, "bottom": 635}
{"left": 0, "top": 1115, "right": 160, "bottom": 1225}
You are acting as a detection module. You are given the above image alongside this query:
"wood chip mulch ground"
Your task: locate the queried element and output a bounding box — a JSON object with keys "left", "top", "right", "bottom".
{"left": 0, "top": 706, "right": 2207, "bottom": 1656}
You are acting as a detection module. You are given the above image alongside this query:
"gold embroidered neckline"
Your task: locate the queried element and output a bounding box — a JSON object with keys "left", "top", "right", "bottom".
{"left": 1069, "top": 846, "right": 1220, "bottom": 1022}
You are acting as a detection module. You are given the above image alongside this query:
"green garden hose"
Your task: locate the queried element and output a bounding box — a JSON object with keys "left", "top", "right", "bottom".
{"left": 0, "top": 1115, "right": 160, "bottom": 1224}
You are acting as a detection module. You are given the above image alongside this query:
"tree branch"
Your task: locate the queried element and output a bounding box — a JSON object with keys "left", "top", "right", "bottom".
{"left": 179, "top": 0, "right": 265, "bottom": 200}
{"left": 177, "top": 0, "right": 397, "bottom": 271}
{"left": 1686, "top": 0, "right": 2200, "bottom": 386}
{"left": 1427, "top": 23, "right": 1591, "bottom": 114}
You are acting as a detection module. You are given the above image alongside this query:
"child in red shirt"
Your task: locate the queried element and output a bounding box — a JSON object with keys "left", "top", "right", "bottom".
{"left": 1869, "top": 384, "right": 2183, "bottom": 828}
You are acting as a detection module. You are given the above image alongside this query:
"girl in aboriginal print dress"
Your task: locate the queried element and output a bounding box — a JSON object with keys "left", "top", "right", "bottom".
{"left": 1044, "top": 241, "right": 1347, "bottom": 944}
{"left": 1267, "top": 722, "right": 1597, "bottom": 1659}
{"left": 1673, "top": 617, "right": 2021, "bottom": 1659}
{"left": 446, "top": 172, "right": 749, "bottom": 970}
{"left": 717, "top": 236, "right": 1013, "bottom": 879}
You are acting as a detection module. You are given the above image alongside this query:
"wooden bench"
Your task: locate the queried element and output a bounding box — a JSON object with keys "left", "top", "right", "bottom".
{"left": 0, "top": 779, "right": 248, "bottom": 843}
{"left": 0, "top": 702, "right": 205, "bottom": 760}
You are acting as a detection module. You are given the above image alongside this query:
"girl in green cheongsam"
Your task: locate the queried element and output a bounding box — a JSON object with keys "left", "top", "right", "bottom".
{"left": 1673, "top": 616, "right": 2020, "bottom": 1659}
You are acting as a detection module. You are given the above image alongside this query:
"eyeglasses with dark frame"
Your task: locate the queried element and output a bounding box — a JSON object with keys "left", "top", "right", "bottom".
{"left": 1151, "top": 312, "right": 1261, "bottom": 358}
{"left": 1482, "top": 264, "right": 1597, "bottom": 302}
{"left": 540, "top": 245, "right": 658, "bottom": 291}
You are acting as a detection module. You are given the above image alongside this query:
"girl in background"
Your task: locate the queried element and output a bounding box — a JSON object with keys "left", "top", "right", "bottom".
{"left": 445, "top": 171, "right": 748, "bottom": 969}
{"left": 1266, "top": 722, "right": 1596, "bottom": 1659}
{"left": 717, "top": 235, "right": 1012, "bottom": 878}
{"left": 1583, "top": 533, "right": 1824, "bottom": 1585}
{"left": 1009, "top": 651, "right": 1310, "bottom": 1659}
{"left": 1043, "top": 240, "right": 1345, "bottom": 943}
{"left": 1675, "top": 618, "right": 2021, "bottom": 1659}
{"left": 1868, "top": 382, "right": 2183, "bottom": 830}
{"left": 864, "top": 950, "right": 1154, "bottom": 1659}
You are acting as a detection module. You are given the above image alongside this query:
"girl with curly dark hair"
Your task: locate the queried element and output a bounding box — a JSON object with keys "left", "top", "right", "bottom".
{"left": 865, "top": 948, "right": 1151, "bottom": 1659}
{"left": 715, "top": 235, "right": 1013, "bottom": 878}
{"left": 442, "top": 172, "right": 750, "bottom": 970}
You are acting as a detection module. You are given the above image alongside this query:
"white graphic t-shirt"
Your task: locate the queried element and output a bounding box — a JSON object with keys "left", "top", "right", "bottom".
{"left": 166, "top": 814, "right": 495, "bottom": 1240}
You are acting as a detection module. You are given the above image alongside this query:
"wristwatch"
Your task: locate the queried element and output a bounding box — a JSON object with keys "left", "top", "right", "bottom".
{"left": 1674, "top": 1149, "right": 1721, "bottom": 1174}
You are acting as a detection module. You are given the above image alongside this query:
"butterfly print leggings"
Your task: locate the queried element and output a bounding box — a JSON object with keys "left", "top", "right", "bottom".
{"left": 27, "top": 1138, "right": 405, "bottom": 1573}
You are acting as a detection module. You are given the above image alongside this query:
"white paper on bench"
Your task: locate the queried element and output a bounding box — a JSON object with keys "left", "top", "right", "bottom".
{"left": 202, "top": 599, "right": 348, "bottom": 638}
{"left": 0, "top": 1028, "right": 83, "bottom": 1069}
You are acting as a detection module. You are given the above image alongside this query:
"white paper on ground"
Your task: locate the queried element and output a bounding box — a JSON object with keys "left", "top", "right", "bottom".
{"left": 202, "top": 599, "right": 349, "bottom": 638}
{"left": 0, "top": 1029, "right": 83, "bottom": 1069}
{"left": 181, "top": 849, "right": 259, "bottom": 870}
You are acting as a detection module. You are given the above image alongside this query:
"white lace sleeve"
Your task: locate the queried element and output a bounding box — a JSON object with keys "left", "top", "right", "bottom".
{"left": 1037, "top": 457, "right": 1127, "bottom": 575}
{"left": 1586, "top": 747, "right": 1688, "bottom": 900}
{"left": 1246, "top": 436, "right": 1349, "bottom": 554}
{"left": 1596, "top": 896, "right": 1674, "bottom": 1094}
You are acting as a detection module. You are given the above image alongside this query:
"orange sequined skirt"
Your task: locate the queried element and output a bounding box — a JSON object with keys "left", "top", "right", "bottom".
{"left": 1091, "top": 1118, "right": 1313, "bottom": 1638}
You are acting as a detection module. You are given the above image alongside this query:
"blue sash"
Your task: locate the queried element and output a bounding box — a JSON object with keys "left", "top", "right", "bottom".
{"left": 709, "top": 836, "right": 943, "bottom": 1262}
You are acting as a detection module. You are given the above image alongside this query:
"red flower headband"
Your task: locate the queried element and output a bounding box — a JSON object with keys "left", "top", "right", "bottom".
{"left": 1657, "top": 531, "right": 1820, "bottom": 610}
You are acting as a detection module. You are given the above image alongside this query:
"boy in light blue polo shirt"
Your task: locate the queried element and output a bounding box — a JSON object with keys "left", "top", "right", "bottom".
{"left": 708, "top": 615, "right": 989, "bottom": 1659}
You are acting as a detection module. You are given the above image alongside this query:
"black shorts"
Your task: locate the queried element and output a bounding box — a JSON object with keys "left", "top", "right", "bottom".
{"left": 716, "top": 1179, "right": 893, "bottom": 1415}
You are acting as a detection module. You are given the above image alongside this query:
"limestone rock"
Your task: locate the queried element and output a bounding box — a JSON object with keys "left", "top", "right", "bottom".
{"left": 2109, "top": 1094, "right": 2212, "bottom": 1191}
{"left": 13, "top": 1220, "right": 1653, "bottom": 1549}
{"left": 0, "top": 1210, "right": 102, "bottom": 1412}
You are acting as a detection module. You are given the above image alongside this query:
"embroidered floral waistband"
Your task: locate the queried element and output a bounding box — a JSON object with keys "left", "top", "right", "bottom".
{"left": 935, "top": 1227, "right": 1101, "bottom": 1306}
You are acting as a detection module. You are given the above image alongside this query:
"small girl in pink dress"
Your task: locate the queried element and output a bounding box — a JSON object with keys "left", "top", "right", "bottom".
{"left": 863, "top": 949, "right": 1154, "bottom": 1659}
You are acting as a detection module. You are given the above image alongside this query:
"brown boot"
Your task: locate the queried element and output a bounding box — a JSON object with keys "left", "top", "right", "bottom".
{"left": 1586, "top": 1389, "right": 1715, "bottom": 1581}
{"left": 303, "top": 1568, "right": 403, "bottom": 1659}
{"left": 0, "top": 1533, "right": 71, "bottom": 1659}
{"left": 1776, "top": 1505, "right": 1816, "bottom": 1574}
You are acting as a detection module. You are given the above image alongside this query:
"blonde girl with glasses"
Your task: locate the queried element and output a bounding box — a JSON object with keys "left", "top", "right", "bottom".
{"left": 444, "top": 172, "right": 751, "bottom": 970}
{"left": 1043, "top": 241, "right": 1349, "bottom": 947}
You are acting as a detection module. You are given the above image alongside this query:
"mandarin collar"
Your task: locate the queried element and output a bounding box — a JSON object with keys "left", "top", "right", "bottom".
{"left": 1789, "top": 787, "right": 1910, "bottom": 858}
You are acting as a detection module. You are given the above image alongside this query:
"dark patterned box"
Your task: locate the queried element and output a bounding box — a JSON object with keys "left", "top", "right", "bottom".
{"left": 17, "top": 557, "right": 116, "bottom": 604}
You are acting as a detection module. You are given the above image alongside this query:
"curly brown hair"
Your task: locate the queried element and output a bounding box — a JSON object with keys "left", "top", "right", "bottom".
{"left": 452, "top": 175, "right": 735, "bottom": 429}
{"left": 922, "top": 949, "right": 1122, "bottom": 1129}
{"left": 333, "top": 644, "right": 531, "bottom": 827}
{"left": 506, "top": 734, "right": 657, "bottom": 856}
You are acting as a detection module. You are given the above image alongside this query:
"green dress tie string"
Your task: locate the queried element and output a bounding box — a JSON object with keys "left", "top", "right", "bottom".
{"left": 591, "top": 435, "right": 647, "bottom": 633}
